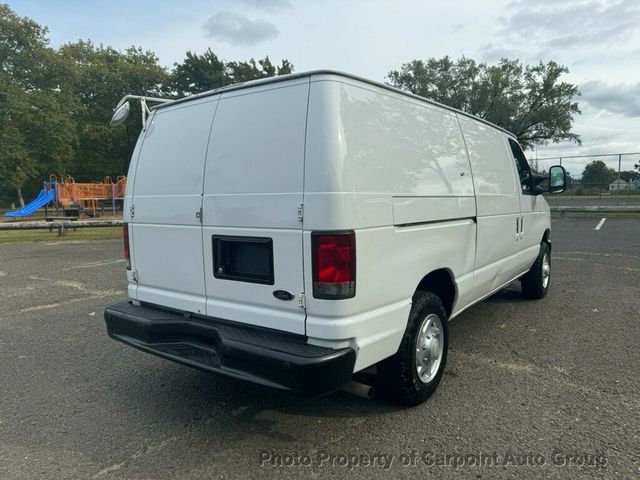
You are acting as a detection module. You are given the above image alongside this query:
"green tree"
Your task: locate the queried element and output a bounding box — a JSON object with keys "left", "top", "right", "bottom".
{"left": 0, "top": 4, "right": 78, "bottom": 206}
{"left": 169, "top": 49, "right": 294, "bottom": 96}
{"left": 57, "top": 40, "right": 169, "bottom": 179}
{"left": 226, "top": 56, "right": 293, "bottom": 84}
{"left": 0, "top": 3, "right": 53, "bottom": 90}
{"left": 387, "top": 56, "right": 581, "bottom": 149}
{"left": 620, "top": 170, "right": 639, "bottom": 183}
{"left": 581, "top": 160, "right": 616, "bottom": 187}
{"left": 170, "top": 49, "right": 227, "bottom": 97}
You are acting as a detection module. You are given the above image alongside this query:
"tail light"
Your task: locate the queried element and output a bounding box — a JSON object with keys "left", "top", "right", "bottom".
{"left": 123, "top": 223, "right": 131, "bottom": 270}
{"left": 311, "top": 231, "right": 355, "bottom": 299}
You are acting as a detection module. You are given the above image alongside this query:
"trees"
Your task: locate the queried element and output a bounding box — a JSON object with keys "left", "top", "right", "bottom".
{"left": 226, "top": 56, "right": 293, "bottom": 84}
{"left": 0, "top": 5, "right": 78, "bottom": 206}
{"left": 170, "top": 49, "right": 227, "bottom": 97}
{"left": 619, "top": 170, "right": 639, "bottom": 183}
{"left": 169, "top": 49, "right": 294, "bottom": 96}
{"left": 581, "top": 160, "right": 616, "bottom": 187}
{"left": 387, "top": 57, "right": 581, "bottom": 150}
{"left": 57, "top": 41, "right": 169, "bottom": 179}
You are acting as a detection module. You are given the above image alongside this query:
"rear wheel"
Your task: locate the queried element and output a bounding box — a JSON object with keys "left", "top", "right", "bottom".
{"left": 378, "top": 291, "right": 448, "bottom": 406}
{"left": 521, "top": 242, "right": 551, "bottom": 299}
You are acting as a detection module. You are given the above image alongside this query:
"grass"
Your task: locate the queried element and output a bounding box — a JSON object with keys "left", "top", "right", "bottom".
{"left": 0, "top": 226, "right": 122, "bottom": 244}
{"left": 550, "top": 195, "right": 640, "bottom": 200}
{"left": 551, "top": 211, "right": 640, "bottom": 218}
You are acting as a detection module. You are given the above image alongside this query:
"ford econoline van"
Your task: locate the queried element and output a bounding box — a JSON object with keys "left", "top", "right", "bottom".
{"left": 104, "top": 71, "right": 566, "bottom": 405}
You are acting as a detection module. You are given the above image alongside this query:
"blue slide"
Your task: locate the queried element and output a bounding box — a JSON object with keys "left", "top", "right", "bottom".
{"left": 4, "top": 188, "right": 56, "bottom": 217}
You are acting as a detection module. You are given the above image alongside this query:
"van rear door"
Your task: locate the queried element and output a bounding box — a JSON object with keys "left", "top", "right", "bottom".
{"left": 129, "top": 97, "right": 218, "bottom": 315}
{"left": 201, "top": 79, "right": 310, "bottom": 335}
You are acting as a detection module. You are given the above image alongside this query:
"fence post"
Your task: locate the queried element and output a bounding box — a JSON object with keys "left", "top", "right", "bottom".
{"left": 617, "top": 154, "right": 622, "bottom": 206}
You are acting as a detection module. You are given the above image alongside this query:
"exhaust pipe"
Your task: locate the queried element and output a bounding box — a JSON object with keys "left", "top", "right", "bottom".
{"left": 340, "top": 381, "right": 375, "bottom": 399}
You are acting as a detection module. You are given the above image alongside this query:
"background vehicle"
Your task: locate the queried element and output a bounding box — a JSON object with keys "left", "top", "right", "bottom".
{"left": 104, "top": 71, "right": 566, "bottom": 405}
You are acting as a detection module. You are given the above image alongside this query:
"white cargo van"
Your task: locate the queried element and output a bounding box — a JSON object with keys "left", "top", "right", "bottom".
{"left": 104, "top": 71, "right": 566, "bottom": 405}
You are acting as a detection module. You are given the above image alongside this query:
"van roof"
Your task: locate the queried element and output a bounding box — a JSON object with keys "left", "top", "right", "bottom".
{"left": 154, "top": 69, "right": 516, "bottom": 138}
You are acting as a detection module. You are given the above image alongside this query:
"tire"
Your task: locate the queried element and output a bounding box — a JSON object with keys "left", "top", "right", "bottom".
{"left": 378, "top": 291, "right": 448, "bottom": 406}
{"left": 521, "top": 242, "right": 551, "bottom": 299}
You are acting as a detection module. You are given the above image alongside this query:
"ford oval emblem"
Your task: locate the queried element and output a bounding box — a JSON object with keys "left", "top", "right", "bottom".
{"left": 273, "top": 290, "right": 295, "bottom": 301}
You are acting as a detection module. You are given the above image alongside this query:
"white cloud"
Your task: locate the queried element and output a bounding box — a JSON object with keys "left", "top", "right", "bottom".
{"left": 500, "top": 0, "right": 640, "bottom": 50}
{"left": 580, "top": 80, "right": 640, "bottom": 117}
{"left": 203, "top": 11, "right": 279, "bottom": 45}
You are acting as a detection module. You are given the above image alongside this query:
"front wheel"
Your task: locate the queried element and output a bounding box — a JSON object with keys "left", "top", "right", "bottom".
{"left": 521, "top": 242, "right": 551, "bottom": 299}
{"left": 378, "top": 291, "right": 448, "bottom": 406}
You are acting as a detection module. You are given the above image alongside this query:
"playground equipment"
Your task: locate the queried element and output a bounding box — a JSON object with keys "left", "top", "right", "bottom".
{"left": 3, "top": 174, "right": 126, "bottom": 219}
{"left": 3, "top": 187, "right": 56, "bottom": 218}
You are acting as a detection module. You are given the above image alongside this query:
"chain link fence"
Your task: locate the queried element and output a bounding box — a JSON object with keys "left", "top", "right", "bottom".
{"left": 529, "top": 152, "right": 640, "bottom": 198}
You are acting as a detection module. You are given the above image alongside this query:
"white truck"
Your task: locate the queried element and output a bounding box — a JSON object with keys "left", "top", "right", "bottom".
{"left": 104, "top": 71, "right": 566, "bottom": 405}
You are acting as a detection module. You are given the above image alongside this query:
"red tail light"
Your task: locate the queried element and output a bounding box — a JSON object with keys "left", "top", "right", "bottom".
{"left": 311, "top": 231, "right": 355, "bottom": 299}
{"left": 123, "top": 223, "right": 131, "bottom": 270}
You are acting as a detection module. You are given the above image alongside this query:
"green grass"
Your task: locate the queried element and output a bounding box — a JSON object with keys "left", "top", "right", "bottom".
{"left": 0, "top": 227, "right": 122, "bottom": 244}
{"left": 551, "top": 211, "right": 640, "bottom": 218}
{"left": 549, "top": 195, "right": 640, "bottom": 200}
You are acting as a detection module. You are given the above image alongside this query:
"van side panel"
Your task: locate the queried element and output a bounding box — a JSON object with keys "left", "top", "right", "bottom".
{"left": 457, "top": 116, "right": 522, "bottom": 302}
{"left": 130, "top": 97, "right": 218, "bottom": 314}
{"left": 304, "top": 77, "right": 476, "bottom": 370}
{"left": 201, "top": 80, "right": 309, "bottom": 334}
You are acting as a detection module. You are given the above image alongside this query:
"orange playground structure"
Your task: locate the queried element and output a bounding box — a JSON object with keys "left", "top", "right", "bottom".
{"left": 55, "top": 175, "right": 127, "bottom": 216}
{"left": 54, "top": 175, "right": 127, "bottom": 217}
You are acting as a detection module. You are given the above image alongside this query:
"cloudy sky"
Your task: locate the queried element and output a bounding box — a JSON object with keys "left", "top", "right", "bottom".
{"left": 11, "top": 0, "right": 640, "bottom": 172}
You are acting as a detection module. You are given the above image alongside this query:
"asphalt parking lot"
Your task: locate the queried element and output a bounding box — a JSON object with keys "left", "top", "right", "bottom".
{"left": 1, "top": 216, "right": 639, "bottom": 479}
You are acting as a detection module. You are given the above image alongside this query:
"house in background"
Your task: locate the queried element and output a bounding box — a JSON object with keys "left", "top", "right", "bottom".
{"left": 609, "top": 178, "right": 629, "bottom": 191}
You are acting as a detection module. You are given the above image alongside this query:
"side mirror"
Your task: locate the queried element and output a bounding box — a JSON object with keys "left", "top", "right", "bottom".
{"left": 548, "top": 165, "right": 566, "bottom": 194}
{"left": 109, "top": 101, "right": 130, "bottom": 126}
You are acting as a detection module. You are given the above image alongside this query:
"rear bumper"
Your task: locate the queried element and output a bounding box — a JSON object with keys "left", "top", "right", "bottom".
{"left": 104, "top": 302, "right": 356, "bottom": 398}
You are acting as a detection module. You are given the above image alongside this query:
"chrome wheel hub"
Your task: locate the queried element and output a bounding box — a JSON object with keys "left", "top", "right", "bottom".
{"left": 542, "top": 253, "right": 550, "bottom": 289}
{"left": 415, "top": 313, "right": 443, "bottom": 384}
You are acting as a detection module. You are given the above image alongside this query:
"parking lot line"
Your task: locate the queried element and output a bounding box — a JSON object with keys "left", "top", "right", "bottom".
{"left": 594, "top": 217, "right": 606, "bottom": 230}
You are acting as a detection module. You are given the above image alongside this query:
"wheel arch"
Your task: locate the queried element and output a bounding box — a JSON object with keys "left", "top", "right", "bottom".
{"left": 542, "top": 228, "right": 551, "bottom": 248}
{"left": 414, "top": 268, "right": 457, "bottom": 317}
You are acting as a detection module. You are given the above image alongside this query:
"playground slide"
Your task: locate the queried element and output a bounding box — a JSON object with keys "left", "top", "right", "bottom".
{"left": 3, "top": 188, "right": 56, "bottom": 217}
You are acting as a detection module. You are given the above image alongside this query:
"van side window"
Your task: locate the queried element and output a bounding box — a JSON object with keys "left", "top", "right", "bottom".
{"left": 508, "top": 139, "right": 532, "bottom": 194}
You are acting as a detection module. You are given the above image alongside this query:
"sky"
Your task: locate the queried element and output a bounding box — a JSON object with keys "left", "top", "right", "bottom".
{"left": 9, "top": 0, "right": 640, "bottom": 174}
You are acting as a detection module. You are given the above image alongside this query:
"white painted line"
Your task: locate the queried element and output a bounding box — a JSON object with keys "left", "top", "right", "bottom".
{"left": 595, "top": 217, "right": 606, "bottom": 231}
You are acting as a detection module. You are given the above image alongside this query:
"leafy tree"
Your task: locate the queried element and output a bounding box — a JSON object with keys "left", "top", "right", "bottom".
{"left": 387, "top": 56, "right": 581, "bottom": 149}
{"left": 169, "top": 49, "right": 294, "bottom": 96}
{"left": 619, "top": 170, "right": 639, "bottom": 183}
{"left": 0, "top": 5, "right": 78, "bottom": 206}
{"left": 170, "top": 49, "right": 227, "bottom": 97}
{"left": 226, "top": 56, "right": 293, "bottom": 84}
{"left": 0, "top": 3, "right": 53, "bottom": 90}
{"left": 581, "top": 160, "right": 616, "bottom": 187}
{"left": 57, "top": 41, "right": 169, "bottom": 179}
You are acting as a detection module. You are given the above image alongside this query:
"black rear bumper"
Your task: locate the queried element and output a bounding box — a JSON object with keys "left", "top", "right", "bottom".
{"left": 104, "top": 302, "right": 356, "bottom": 398}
